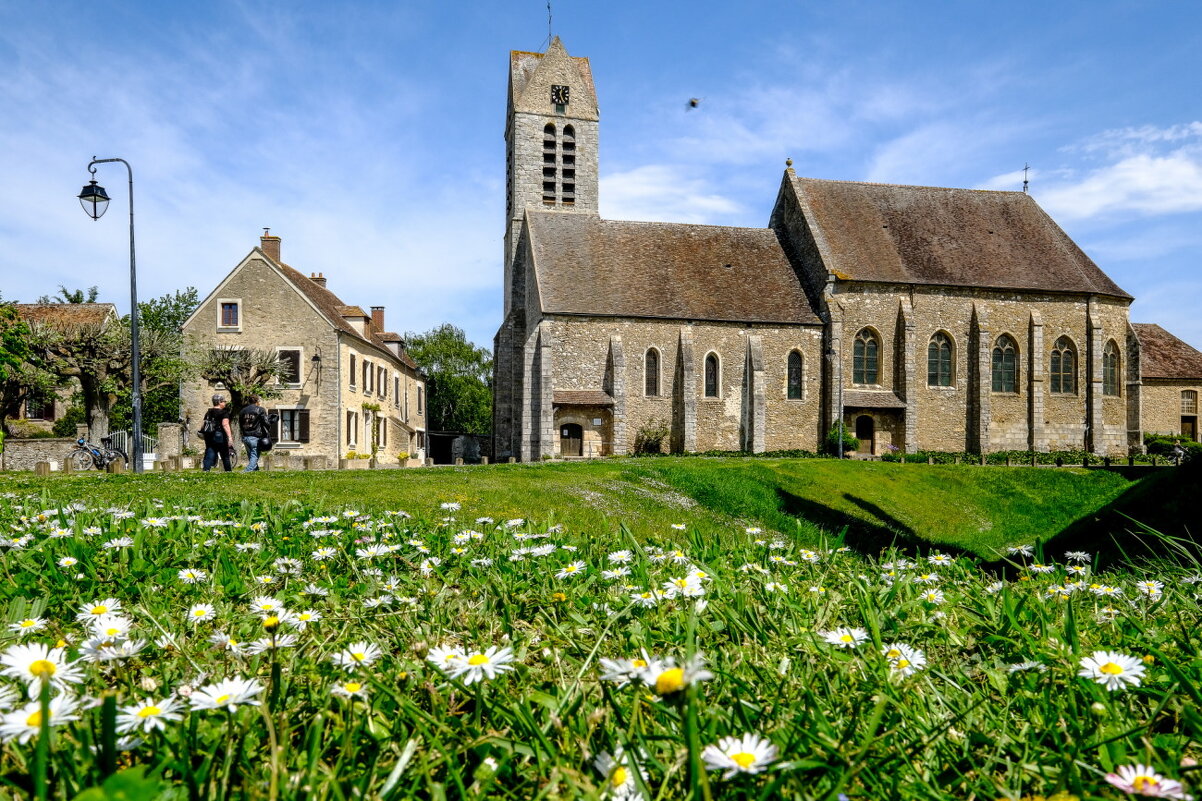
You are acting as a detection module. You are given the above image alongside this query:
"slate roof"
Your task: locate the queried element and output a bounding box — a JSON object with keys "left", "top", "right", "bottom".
{"left": 272, "top": 261, "right": 419, "bottom": 371}
{"left": 553, "top": 390, "right": 614, "bottom": 406}
{"left": 1133, "top": 324, "right": 1202, "bottom": 380}
{"left": 789, "top": 176, "right": 1131, "bottom": 299}
{"left": 526, "top": 213, "right": 821, "bottom": 324}
{"left": 15, "top": 303, "right": 117, "bottom": 329}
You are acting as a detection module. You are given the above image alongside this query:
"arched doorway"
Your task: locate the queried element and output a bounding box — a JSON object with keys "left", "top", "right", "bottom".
{"left": 560, "top": 423, "right": 583, "bottom": 457}
{"left": 855, "top": 415, "right": 875, "bottom": 455}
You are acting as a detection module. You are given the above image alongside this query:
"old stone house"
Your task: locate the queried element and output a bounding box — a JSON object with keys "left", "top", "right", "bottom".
{"left": 493, "top": 38, "right": 1199, "bottom": 460}
{"left": 1131, "top": 324, "right": 1202, "bottom": 442}
{"left": 181, "top": 233, "right": 426, "bottom": 466}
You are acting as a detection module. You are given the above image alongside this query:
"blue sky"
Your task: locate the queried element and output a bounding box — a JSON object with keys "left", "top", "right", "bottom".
{"left": 1, "top": 1, "right": 1200, "bottom": 349}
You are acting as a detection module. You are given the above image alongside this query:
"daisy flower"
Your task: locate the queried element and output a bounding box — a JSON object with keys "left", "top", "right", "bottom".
{"left": 249, "top": 596, "right": 283, "bottom": 614}
{"left": 821, "top": 627, "right": 869, "bottom": 649}
{"left": 0, "top": 695, "right": 81, "bottom": 743}
{"left": 882, "top": 643, "right": 927, "bottom": 677}
{"left": 1078, "top": 651, "right": 1146, "bottom": 692}
{"left": 556, "top": 561, "right": 587, "bottom": 579}
{"left": 1136, "top": 580, "right": 1165, "bottom": 598}
{"left": 445, "top": 646, "right": 516, "bottom": 684}
{"left": 177, "top": 568, "right": 208, "bottom": 584}
{"left": 1064, "top": 551, "right": 1092, "bottom": 563}
{"left": 919, "top": 589, "right": 945, "bottom": 604}
{"left": 1104, "top": 764, "right": 1189, "bottom": 799}
{"left": 426, "top": 644, "right": 466, "bottom": 670}
{"left": 77, "top": 598, "right": 122, "bottom": 622}
{"left": 630, "top": 590, "right": 661, "bottom": 608}
{"left": 638, "top": 653, "right": 713, "bottom": 696}
{"left": 593, "top": 748, "right": 645, "bottom": 798}
{"left": 103, "top": 537, "right": 134, "bottom": 549}
{"left": 599, "top": 655, "right": 651, "bottom": 687}
{"left": 331, "top": 641, "right": 384, "bottom": 671}
{"left": 57, "top": 557, "right": 79, "bottom": 568}
{"left": 927, "top": 553, "right": 952, "bottom": 566}
{"left": 662, "top": 575, "right": 705, "bottom": 599}
{"left": 293, "top": 610, "right": 322, "bottom": 630}
{"left": 608, "top": 550, "right": 633, "bottom": 563}
{"left": 116, "top": 697, "right": 183, "bottom": 734}
{"left": 764, "top": 582, "right": 788, "bottom": 593}
{"left": 188, "top": 604, "right": 216, "bottom": 623}
{"left": 331, "top": 680, "right": 370, "bottom": 699}
{"left": 0, "top": 643, "right": 85, "bottom": 690}
{"left": 701, "top": 733, "right": 779, "bottom": 779}
{"left": 602, "top": 567, "right": 632, "bottom": 580}
{"left": 8, "top": 618, "right": 47, "bottom": 635}
{"left": 189, "top": 677, "right": 264, "bottom": 712}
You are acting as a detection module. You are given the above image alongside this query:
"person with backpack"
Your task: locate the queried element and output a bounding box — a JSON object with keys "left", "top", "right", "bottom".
{"left": 238, "top": 394, "right": 272, "bottom": 472}
{"left": 200, "top": 394, "right": 234, "bottom": 472}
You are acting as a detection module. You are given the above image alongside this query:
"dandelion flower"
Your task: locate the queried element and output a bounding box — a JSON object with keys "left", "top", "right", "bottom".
{"left": 1078, "top": 651, "right": 1146, "bottom": 692}
{"left": 116, "top": 697, "right": 183, "bottom": 734}
{"left": 701, "top": 733, "right": 778, "bottom": 779}
{"left": 1104, "top": 764, "right": 1189, "bottom": 799}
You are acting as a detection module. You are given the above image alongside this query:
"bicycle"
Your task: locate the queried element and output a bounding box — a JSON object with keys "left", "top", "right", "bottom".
{"left": 69, "top": 436, "right": 128, "bottom": 471}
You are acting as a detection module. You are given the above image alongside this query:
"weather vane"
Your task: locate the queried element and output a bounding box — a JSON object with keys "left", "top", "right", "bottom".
{"left": 1022, "top": 163, "right": 1030, "bottom": 194}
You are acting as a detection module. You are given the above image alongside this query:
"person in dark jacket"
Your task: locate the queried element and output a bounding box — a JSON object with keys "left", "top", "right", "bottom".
{"left": 201, "top": 394, "right": 234, "bottom": 472}
{"left": 238, "top": 394, "right": 270, "bottom": 472}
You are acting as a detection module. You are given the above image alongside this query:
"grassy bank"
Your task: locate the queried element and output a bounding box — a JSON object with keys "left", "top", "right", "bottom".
{"left": 0, "top": 457, "right": 1143, "bottom": 556}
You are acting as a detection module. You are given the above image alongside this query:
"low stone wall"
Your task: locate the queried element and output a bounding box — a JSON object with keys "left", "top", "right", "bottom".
{"left": 1, "top": 438, "right": 77, "bottom": 471}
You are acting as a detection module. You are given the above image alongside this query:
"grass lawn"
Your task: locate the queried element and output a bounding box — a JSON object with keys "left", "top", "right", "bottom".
{"left": 1, "top": 457, "right": 1137, "bottom": 557}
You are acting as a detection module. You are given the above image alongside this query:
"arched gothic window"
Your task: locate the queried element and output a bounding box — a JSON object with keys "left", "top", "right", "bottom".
{"left": 1051, "top": 336, "right": 1076, "bottom": 394}
{"left": 787, "top": 351, "right": 803, "bottom": 400}
{"left": 991, "top": 335, "right": 1018, "bottom": 393}
{"left": 927, "top": 332, "right": 953, "bottom": 387}
{"left": 704, "top": 353, "right": 720, "bottom": 397}
{"left": 1103, "top": 340, "right": 1121, "bottom": 396}
{"left": 644, "top": 349, "right": 660, "bottom": 397}
{"left": 853, "top": 329, "right": 879, "bottom": 385}
{"left": 542, "top": 124, "right": 557, "bottom": 204}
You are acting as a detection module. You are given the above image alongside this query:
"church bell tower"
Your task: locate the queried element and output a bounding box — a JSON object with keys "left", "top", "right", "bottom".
{"left": 504, "top": 37, "right": 599, "bottom": 301}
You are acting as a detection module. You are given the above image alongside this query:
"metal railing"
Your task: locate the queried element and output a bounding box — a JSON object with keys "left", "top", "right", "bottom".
{"left": 106, "top": 430, "right": 158, "bottom": 459}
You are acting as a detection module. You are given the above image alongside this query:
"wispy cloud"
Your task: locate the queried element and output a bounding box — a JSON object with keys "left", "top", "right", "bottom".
{"left": 600, "top": 165, "right": 743, "bottom": 224}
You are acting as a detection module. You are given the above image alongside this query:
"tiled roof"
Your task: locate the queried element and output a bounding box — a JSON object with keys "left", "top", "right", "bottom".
{"left": 789, "top": 176, "right": 1131, "bottom": 299}
{"left": 1133, "top": 324, "right": 1202, "bottom": 380}
{"left": 841, "top": 390, "right": 907, "bottom": 409}
{"left": 553, "top": 390, "right": 614, "bottom": 406}
{"left": 15, "top": 303, "right": 117, "bottom": 329}
{"left": 273, "top": 261, "right": 419, "bottom": 372}
{"left": 527, "top": 213, "right": 821, "bottom": 324}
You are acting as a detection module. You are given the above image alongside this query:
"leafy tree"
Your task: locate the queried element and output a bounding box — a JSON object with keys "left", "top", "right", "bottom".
{"left": 403, "top": 324, "right": 492, "bottom": 435}
{"left": 36, "top": 285, "right": 100, "bottom": 304}
{"left": 192, "top": 347, "right": 283, "bottom": 434}
{"left": 110, "top": 288, "right": 198, "bottom": 431}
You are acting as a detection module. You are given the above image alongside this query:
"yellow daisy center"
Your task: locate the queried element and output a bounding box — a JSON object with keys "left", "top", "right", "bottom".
{"left": 298, "top": 614, "right": 311, "bottom": 621}
{"left": 731, "top": 751, "right": 757, "bottom": 769}
{"left": 104, "top": 627, "right": 120, "bottom": 637}
{"left": 91, "top": 606, "right": 107, "bottom": 615}
{"left": 1133, "top": 776, "right": 1159, "bottom": 791}
{"left": 29, "top": 659, "right": 56, "bottom": 678}
{"left": 344, "top": 682, "right": 362, "bottom": 693}
{"left": 468, "top": 654, "right": 489, "bottom": 666}
{"left": 263, "top": 616, "right": 280, "bottom": 629}
{"left": 885, "top": 648, "right": 901, "bottom": 658}
{"left": 215, "top": 694, "right": 231, "bottom": 704}
{"left": 610, "top": 766, "right": 628, "bottom": 787}
{"left": 193, "top": 609, "right": 206, "bottom": 617}
{"left": 351, "top": 652, "right": 366, "bottom": 662}
{"left": 840, "top": 634, "right": 854, "bottom": 643}
{"left": 895, "top": 659, "right": 911, "bottom": 669}
{"left": 26, "top": 710, "right": 43, "bottom": 727}
{"left": 19, "top": 620, "right": 36, "bottom": 628}
{"left": 137, "top": 706, "right": 161, "bottom": 718}
{"left": 632, "top": 658, "right": 648, "bottom": 668}
{"left": 1099, "top": 662, "right": 1124, "bottom": 675}
{"left": 655, "top": 667, "right": 686, "bottom": 695}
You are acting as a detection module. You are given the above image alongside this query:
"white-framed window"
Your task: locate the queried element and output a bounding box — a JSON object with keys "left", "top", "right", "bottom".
{"left": 216, "top": 298, "right": 242, "bottom": 332}
{"left": 275, "top": 406, "right": 310, "bottom": 445}
{"left": 346, "top": 410, "right": 358, "bottom": 448}
{"left": 378, "top": 366, "right": 386, "bottom": 398}
{"left": 276, "top": 347, "right": 302, "bottom": 387}
{"left": 363, "top": 359, "right": 372, "bottom": 393}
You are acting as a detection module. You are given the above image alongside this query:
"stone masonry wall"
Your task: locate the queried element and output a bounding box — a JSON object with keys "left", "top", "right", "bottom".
{"left": 0, "top": 438, "right": 78, "bottom": 471}
{"left": 547, "top": 316, "right": 823, "bottom": 455}
{"left": 1142, "top": 380, "right": 1202, "bottom": 439}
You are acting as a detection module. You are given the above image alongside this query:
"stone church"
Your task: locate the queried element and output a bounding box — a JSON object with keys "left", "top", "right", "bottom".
{"left": 493, "top": 39, "right": 1201, "bottom": 461}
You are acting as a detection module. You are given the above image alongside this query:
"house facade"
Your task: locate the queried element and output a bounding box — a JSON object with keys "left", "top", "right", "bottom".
{"left": 493, "top": 38, "right": 1198, "bottom": 461}
{"left": 181, "top": 234, "right": 426, "bottom": 466}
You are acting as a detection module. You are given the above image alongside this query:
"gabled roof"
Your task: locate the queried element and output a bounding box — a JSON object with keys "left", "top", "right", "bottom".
{"left": 16, "top": 303, "right": 118, "bottom": 329}
{"left": 1133, "top": 324, "right": 1202, "bottom": 380}
{"left": 509, "top": 37, "right": 599, "bottom": 120}
{"left": 272, "top": 261, "right": 419, "bottom": 371}
{"left": 786, "top": 176, "right": 1131, "bottom": 299}
{"left": 525, "top": 212, "right": 821, "bottom": 325}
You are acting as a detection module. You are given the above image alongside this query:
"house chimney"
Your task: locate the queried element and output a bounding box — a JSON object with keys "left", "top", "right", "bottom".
{"left": 309, "top": 272, "right": 327, "bottom": 288}
{"left": 260, "top": 228, "right": 281, "bottom": 262}
{"left": 370, "top": 306, "right": 385, "bottom": 331}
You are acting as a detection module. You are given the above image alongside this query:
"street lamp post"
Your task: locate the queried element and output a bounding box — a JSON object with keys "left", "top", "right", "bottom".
{"left": 78, "top": 157, "right": 143, "bottom": 473}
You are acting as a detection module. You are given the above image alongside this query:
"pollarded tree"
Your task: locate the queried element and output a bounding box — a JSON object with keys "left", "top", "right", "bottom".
{"left": 192, "top": 347, "right": 283, "bottom": 434}
{"left": 0, "top": 298, "right": 57, "bottom": 437}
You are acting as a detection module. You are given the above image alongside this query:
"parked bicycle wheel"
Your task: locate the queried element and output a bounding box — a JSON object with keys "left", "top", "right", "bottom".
{"left": 103, "top": 449, "right": 127, "bottom": 467}
{"left": 69, "top": 449, "right": 95, "bottom": 471}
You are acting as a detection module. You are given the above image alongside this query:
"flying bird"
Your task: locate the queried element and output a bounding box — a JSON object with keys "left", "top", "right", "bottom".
{"left": 686, "top": 97, "right": 703, "bottom": 110}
